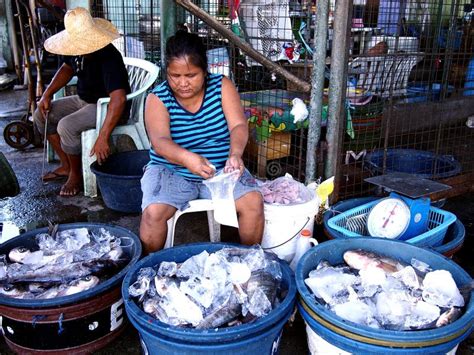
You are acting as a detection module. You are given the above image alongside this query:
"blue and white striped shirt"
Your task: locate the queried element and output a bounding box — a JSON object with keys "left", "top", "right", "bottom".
{"left": 149, "top": 74, "right": 230, "bottom": 181}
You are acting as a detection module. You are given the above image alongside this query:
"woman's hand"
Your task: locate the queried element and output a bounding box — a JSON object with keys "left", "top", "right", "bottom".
{"left": 186, "top": 153, "right": 216, "bottom": 179}
{"left": 225, "top": 153, "right": 244, "bottom": 175}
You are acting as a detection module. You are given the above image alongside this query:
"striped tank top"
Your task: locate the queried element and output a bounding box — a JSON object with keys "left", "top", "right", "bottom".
{"left": 149, "top": 73, "right": 230, "bottom": 181}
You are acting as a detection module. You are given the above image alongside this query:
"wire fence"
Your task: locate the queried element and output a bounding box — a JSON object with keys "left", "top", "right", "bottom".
{"left": 90, "top": 0, "right": 474, "bottom": 200}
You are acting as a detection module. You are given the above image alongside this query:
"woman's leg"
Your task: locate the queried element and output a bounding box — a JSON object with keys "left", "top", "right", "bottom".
{"left": 235, "top": 191, "right": 264, "bottom": 245}
{"left": 140, "top": 203, "right": 177, "bottom": 254}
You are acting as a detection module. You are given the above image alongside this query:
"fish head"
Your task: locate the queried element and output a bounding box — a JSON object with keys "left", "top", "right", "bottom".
{"left": 8, "top": 246, "right": 31, "bottom": 263}
{"left": 0, "top": 284, "right": 25, "bottom": 298}
{"left": 343, "top": 249, "right": 379, "bottom": 270}
{"left": 77, "top": 275, "right": 100, "bottom": 290}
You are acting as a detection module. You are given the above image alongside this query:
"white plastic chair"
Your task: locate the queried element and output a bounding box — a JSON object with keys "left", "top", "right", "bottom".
{"left": 164, "top": 199, "right": 221, "bottom": 249}
{"left": 50, "top": 57, "right": 160, "bottom": 197}
{"left": 349, "top": 53, "right": 423, "bottom": 97}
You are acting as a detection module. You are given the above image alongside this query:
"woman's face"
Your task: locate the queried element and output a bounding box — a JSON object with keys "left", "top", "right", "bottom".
{"left": 167, "top": 56, "right": 206, "bottom": 100}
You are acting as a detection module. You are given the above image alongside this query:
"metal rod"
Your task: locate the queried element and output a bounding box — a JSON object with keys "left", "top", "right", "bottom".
{"left": 14, "top": 0, "right": 35, "bottom": 115}
{"left": 19, "top": 0, "right": 43, "bottom": 101}
{"left": 160, "top": 0, "right": 177, "bottom": 78}
{"left": 5, "top": 0, "right": 22, "bottom": 81}
{"left": 324, "top": 0, "right": 351, "bottom": 183}
{"left": 305, "top": 0, "right": 329, "bottom": 184}
{"left": 175, "top": 0, "right": 312, "bottom": 93}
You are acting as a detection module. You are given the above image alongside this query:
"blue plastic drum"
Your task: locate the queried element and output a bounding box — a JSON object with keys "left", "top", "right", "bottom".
{"left": 296, "top": 238, "right": 473, "bottom": 354}
{"left": 122, "top": 242, "right": 296, "bottom": 355}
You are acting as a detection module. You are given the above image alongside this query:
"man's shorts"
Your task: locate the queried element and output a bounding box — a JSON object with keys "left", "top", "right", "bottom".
{"left": 141, "top": 164, "right": 260, "bottom": 211}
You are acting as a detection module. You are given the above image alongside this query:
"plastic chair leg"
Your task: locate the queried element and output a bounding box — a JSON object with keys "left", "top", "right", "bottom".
{"left": 207, "top": 210, "right": 221, "bottom": 242}
{"left": 81, "top": 129, "right": 98, "bottom": 197}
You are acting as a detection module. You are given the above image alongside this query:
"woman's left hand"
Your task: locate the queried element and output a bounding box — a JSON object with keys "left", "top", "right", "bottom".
{"left": 224, "top": 154, "right": 244, "bottom": 175}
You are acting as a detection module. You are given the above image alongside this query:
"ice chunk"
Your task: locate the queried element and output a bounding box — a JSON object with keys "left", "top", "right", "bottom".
{"left": 203, "top": 253, "right": 228, "bottom": 288}
{"left": 180, "top": 275, "right": 215, "bottom": 308}
{"left": 56, "top": 228, "right": 90, "bottom": 251}
{"left": 159, "top": 283, "right": 203, "bottom": 326}
{"left": 228, "top": 262, "right": 251, "bottom": 284}
{"left": 176, "top": 251, "right": 209, "bottom": 278}
{"left": 332, "top": 298, "right": 376, "bottom": 326}
{"left": 157, "top": 261, "right": 178, "bottom": 277}
{"left": 374, "top": 291, "right": 412, "bottom": 330}
{"left": 392, "top": 266, "right": 420, "bottom": 289}
{"left": 405, "top": 301, "right": 440, "bottom": 329}
{"left": 305, "top": 266, "right": 358, "bottom": 305}
{"left": 242, "top": 247, "right": 267, "bottom": 271}
{"left": 359, "top": 263, "right": 387, "bottom": 286}
{"left": 422, "top": 270, "right": 464, "bottom": 308}
{"left": 245, "top": 287, "right": 272, "bottom": 317}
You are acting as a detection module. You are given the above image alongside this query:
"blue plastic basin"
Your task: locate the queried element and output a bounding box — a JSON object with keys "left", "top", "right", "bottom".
{"left": 406, "top": 82, "right": 454, "bottom": 102}
{"left": 0, "top": 223, "right": 142, "bottom": 308}
{"left": 296, "top": 238, "right": 473, "bottom": 353}
{"left": 364, "top": 149, "right": 462, "bottom": 179}
{"left": 122, "top": 242, "right": 296, "bottom": 354}
{"left": 91, "top": 150, "right": 149, "bottom": 213}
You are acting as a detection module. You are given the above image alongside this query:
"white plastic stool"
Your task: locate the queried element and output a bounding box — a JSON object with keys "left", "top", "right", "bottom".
{"left": 164, "top": 199, "right": 221, "bottom": 248}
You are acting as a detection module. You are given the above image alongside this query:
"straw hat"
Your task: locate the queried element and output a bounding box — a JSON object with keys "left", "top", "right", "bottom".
{"left": 44, "top": 7, "right": 120, "bottom": 56}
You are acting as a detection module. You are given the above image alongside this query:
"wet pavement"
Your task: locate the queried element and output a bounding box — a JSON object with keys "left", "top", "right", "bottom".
{"left": 0, "top": 87, "right": 472, "bottom": 354}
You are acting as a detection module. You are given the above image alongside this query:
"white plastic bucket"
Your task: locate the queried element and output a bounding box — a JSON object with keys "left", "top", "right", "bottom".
{"left": 305, "top": 323, "right": 459, "bottom": 355}
{"left": 261, "top": 190, "right": 320, "bottom": 262}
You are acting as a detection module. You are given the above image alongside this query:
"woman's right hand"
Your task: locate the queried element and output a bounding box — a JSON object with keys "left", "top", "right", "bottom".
{"left": 37, "top": 95, "right": 52, "bottom": 119}
{"left": 186, "top": 153, "right": 216, "bottom": 179}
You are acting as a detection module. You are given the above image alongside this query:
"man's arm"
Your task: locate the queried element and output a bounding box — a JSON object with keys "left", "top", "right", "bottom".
{"left": 90, "top": 88, "right": 127, "bottom": 163}
{"left": 37, "top": 63, "right": 75, "bottom": 117}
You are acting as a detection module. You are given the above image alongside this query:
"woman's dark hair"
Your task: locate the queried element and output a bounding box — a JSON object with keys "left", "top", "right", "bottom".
{"left": 165, "top": 30, "right": 208, "bottom": 73}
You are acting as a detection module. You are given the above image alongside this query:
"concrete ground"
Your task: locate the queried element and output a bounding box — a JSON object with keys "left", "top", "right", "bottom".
{"left": 0, "top": 88, "right": 472, "bottom": 354}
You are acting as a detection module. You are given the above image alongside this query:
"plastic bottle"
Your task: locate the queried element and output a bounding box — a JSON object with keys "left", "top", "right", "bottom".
{"left": 289, "top": 229, "right": 318, "bottom": 271}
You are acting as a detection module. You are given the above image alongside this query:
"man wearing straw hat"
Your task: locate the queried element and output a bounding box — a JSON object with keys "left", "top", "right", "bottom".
{"left": 34, "top": 7, "right": 130, "bottom": 196}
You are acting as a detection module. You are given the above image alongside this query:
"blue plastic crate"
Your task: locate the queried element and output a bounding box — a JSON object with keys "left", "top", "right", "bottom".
{"left": 327, "top": 199, "right": 457, "bottom": 247}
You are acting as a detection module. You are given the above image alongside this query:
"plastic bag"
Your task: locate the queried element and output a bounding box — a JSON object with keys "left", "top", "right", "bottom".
{"left": 203, "top": 169, "right": 240, "bottom": 227}
{"left": 260, "top": 173, "right": 312, "bottom": 205}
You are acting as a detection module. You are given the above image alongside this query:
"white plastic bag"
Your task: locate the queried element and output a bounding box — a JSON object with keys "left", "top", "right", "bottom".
{"left": 203, "top": 169, "right": 240, "bottom": 227}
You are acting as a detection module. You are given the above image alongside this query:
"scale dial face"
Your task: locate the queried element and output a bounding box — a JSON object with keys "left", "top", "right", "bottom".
{"left": 367, "top": 198, "right": 411, "bottom": 239}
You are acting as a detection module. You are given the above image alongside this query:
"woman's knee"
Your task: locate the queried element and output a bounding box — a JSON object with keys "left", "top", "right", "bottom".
{"left": 142, "top": 203, "right": 176, "bottom": 225}
{"left": 236, "top": 192, "right": 264, "bottom": 216}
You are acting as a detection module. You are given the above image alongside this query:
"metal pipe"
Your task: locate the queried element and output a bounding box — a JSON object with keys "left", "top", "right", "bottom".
{"left": 5, "top": 0, "right": 22, "bottom": 80}
{"left": 14, "top": 0, "right": 35, "bottom": 114}
{"left": 160, "top": 0, "right": 177, "bottom": 78}
{"left": 305, "top": 0, "right": 329, "bottom": 184}
{"left": 175, "top": 0, "right": 312, "bottom": 92}
{"left": 324, "top": 0, "right": 351, "bottom": 182}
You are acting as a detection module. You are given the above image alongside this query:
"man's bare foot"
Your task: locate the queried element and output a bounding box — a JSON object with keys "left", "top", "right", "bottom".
{"left": 42, "top": 167, "right": 69, "bottom": 182}
{"left": 59, "top": 177, "right": 83, "bottom": 197}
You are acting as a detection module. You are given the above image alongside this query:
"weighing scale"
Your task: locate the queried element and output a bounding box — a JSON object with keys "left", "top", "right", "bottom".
{"left": 364, "top": 173, "right": 451, "bottom": 240}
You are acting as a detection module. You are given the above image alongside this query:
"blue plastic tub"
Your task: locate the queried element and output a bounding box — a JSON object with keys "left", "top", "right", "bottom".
{"left": 406, "top": 83, "right": 454, "bottom": 102}
{"left": 91, "top": 150, "right": 149, "bottom": 213}
{"left": 296, "top": 238, "right": 473, "bottom": 353}
{"left": 463, "top": 57, "right": 474, "bottom": 96}
{"left": 122, "top": 242, "right": 296, "bottom": 354}
{"left": 324, "top": 197, "right": 465, "bottom": 257}
{"left": 0, "top": 223, "right": 142, "bottom": 353}
{"left": 0, "top": 222, "right": 142, "bottom": 308}
{"left": 364, "top": 149, "right": 462, "bottom": 179}
{"left": 298, "top": 301, "right": 469, "bottom": 354}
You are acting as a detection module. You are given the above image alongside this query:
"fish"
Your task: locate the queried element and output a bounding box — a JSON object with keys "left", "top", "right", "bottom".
{"left": 343, "top": 249, "right": 405, "bottom": 274}
{"left": 59, "top": 275, "right": 99, "bottom": 296}
{"left": 436, "top": 307, "right": 463, "bottom": 327}
{"left": 196, "top": 290, "right": 241, "bottom": 329}
{"left": 0, "top": 284, "right": 30, "bottom": 299}
{"left": 8, "top": 247, "right": 31, "bottom": 263}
